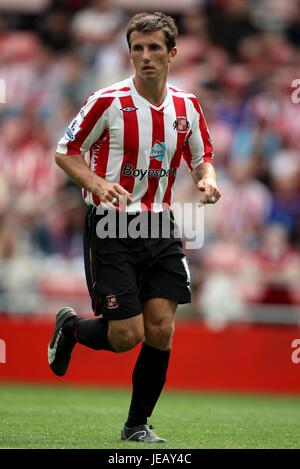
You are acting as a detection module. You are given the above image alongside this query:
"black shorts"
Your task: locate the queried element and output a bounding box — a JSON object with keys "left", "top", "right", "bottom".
{"left": 83, "top": 206, "right": 191, "bottom": 320}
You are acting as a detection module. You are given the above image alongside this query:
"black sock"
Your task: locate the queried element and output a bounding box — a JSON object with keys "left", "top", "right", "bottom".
{"left": 126, "top": 342, "right": 170, "bottom": 428}
{"left": 63, "top": 316, "right": 114, "bottom": 351}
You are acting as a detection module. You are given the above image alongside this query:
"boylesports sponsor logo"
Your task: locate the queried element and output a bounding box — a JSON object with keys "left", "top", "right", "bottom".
{"left": 150, "top": 141, "right": 166, "bottom": 161}
{"left": 122, "top": 164, "right": 177, "bottom": 180}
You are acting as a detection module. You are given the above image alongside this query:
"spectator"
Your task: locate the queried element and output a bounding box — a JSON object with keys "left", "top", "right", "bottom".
{"left": 1, "top": 1, "right": 300, "bottom": 318}
{"left": 205, "top": 0, "right": 259, "bottom": 57}
{"left": 248, "top": 224, "right": 300, "bottom": 304}
{"left": 268, "top": 148, "right": 300, "bottom": 242}
{"left": 212, "top": 158, "right": 272, "bottom": 243}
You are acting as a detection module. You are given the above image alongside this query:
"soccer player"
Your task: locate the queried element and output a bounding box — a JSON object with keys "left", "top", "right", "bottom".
{"left": 48, "top": 11, "right": 220, "bottom": 443}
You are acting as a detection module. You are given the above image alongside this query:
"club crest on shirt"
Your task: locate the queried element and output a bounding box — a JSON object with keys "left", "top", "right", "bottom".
{"left": 173, "top": 115, "right": 190, "bottom": 133}
{"left": 106, "top": 294, "right": 119, "bottom": 309}
{"left": 150, "top": 141, "right": 166, "bottom": 161}
{"left": 120, "top": 106, "right": 138, "bottom": 112}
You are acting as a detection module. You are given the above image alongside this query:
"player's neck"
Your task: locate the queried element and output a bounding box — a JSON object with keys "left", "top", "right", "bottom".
{"left": 133, "top": 75, "right": 168, "bottom": 107}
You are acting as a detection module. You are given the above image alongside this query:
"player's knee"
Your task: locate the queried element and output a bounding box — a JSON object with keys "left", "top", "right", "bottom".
{"left": 145, "top": 320, "right": 174, "bottom": 350}
{"left": 109, "top": 326, "right": 144, "bottom": 353}
{"left": 112, "top": 331, "right": 143, "bottom": 352}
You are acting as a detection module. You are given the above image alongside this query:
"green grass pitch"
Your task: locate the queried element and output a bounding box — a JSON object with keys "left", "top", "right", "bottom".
{"left": 0, "top": 384, "right": 300, "bottom": 449}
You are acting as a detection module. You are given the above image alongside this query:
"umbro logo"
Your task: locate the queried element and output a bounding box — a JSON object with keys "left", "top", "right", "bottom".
{"left": 120, "top": 106, "right": 138, "bottom": 112}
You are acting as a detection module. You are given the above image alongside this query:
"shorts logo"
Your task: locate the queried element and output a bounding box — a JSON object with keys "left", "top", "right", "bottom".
{"left": 150, "top": 141, "right": 166, "bottom": 161}
{"left": 106, "top": 294, "right": 119, "bottom": 309}
{"left": 65, "top": 119, "right": 81, "bottom": 141}
{"left": 120, "top": 107, "right": 138, "bottom": 112}
{"left": 173, "top": 115, "right": 190, "bottom": 133}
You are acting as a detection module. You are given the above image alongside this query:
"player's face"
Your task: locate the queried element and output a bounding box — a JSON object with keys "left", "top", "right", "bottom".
{"left": 129, "top": 30, "right": 177, "bottom": 81}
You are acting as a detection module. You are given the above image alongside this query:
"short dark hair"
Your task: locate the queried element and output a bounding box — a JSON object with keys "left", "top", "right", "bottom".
{"left": 126, "top": 11, "right": 178, "bottom": 52}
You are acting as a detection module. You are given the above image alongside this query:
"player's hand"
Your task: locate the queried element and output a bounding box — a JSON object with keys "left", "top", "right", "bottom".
{"left": 197, "top": 176, "right": 221, "bottom": 204}
{"left": 92, "top": 176, "right": 133, "bottom": 209}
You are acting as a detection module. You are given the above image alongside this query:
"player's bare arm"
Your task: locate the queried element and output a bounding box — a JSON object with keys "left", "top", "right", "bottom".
{"left": 55, "top": 152, "right": 133, "bottom": 206}
{"left": 192, "top": 161, "right": 221, "bottom": 204}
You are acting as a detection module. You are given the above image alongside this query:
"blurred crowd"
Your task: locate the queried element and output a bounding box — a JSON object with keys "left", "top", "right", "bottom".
{"left": 0, "top": 0, "right": 300, "bottom": 324}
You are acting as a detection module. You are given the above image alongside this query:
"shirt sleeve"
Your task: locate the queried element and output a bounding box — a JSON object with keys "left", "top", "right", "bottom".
{"left": 182, "top": 96, "right": 213, "bottom": 171}
{"left": 56, "top": 93, "right": 114, "bottom": 155}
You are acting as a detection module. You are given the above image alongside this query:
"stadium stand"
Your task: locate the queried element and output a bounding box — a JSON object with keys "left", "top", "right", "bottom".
{"left": 0, "top": 0, "right": 300, "bottom": 328}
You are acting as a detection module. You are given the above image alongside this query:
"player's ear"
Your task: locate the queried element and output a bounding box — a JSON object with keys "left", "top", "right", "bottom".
{"left": 168, "top": 47, "right": 177, "bottom": 64}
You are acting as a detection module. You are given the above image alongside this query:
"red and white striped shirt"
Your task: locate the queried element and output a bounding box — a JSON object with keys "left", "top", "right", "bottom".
{"left": 57, "top": 77, "right": 213, "bottom": 212}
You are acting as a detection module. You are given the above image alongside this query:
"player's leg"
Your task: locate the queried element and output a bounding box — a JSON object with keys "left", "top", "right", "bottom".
{"left": 48, "top": 207, "right": 143, "bottom": 376}
{"left": 121, "top": 228, "right": 191, "bottom": 442}
{"left": 121, "top": 298, "right": 176, "bottom": 443}
{"left": 143, "top": 297, "right": 176, "bottom": 350}
{"left": 48, "top": 310, "right": 144, "bottom": 377}
{"left": 69, "top": 250, "right": 144, "bottom": 353}
{"left": 108, "top": 315, "right": 144, "bottom": 352}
